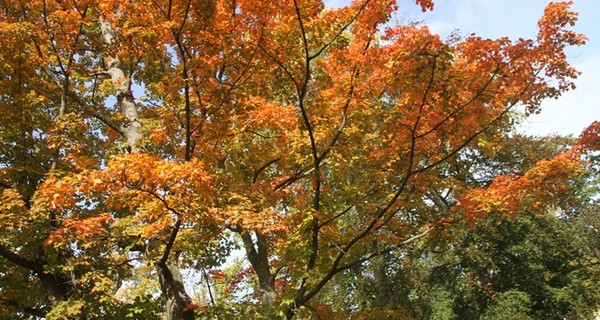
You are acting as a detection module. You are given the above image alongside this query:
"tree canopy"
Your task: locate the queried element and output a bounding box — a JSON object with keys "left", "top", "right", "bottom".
{"left": 314, "top": 134, "right": 600, "bottom": 319}
{"left": 0, "top": 0, "right": 597, "bottom": 319}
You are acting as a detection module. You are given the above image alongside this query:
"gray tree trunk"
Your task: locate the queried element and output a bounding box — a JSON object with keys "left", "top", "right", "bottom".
{"left": 158, "top": 262, "right": 195, "bottom": 320}
{"left": 241, "top": 231, "right": 277, "bottom": 307}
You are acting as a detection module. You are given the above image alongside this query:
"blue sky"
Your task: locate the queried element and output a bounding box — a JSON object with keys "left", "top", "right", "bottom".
{"left": 325, "top": 0, "right": 600, "bottom": 136}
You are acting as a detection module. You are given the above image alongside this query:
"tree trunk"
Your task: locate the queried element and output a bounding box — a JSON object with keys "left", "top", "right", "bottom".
{"left": 240, "top": 231, "right": 276, "bottom": 307}
{"left": 157, "top": 261, "right": 195, "bottom": 320}
{"left": 0, "top": 244, "right": 79, "bottom": 316}
{"left": 99, "top": 18, "right": 194, "bottom": 319}
{"left": 37, "top": 272, "right": 70, "bottom": 306}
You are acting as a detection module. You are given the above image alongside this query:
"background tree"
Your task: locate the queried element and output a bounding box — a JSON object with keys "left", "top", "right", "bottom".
{"left": 313, "top": 133, "right": 600, "bottom": 319}
{"left": 0, "top": 0, "right": 592, "bottom": 319}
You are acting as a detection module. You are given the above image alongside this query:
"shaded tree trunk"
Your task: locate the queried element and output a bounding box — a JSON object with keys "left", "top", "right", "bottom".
{"left": 240, "top": 231, "right": 276, "bottom": 307}
{"left": 0, "top": 244, "right": 77, "bottom": 316}
{"left": 157, "top": 261, "right": 195, "bottom": 320}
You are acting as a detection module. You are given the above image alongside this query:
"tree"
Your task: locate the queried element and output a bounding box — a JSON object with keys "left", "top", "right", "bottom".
{"left": 0, "top": 0, "right": 591, "bottom": 319}
{"left": 310, "top": 133, "right": 600, "bottom": 319}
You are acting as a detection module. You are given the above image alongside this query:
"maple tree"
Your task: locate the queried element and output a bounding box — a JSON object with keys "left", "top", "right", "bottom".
{"left": 0, "top": 0, "right": 594, "bottom": 319}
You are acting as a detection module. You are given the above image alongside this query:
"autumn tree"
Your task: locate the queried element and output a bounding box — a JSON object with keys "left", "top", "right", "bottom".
{"left": 0, "top": 0, "right": 592, "bottom": 319}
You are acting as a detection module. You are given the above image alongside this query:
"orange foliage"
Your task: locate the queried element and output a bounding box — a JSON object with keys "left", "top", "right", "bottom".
{"left": 454, "top": 147, "right": 587, "bottom": 222}
{"left": 578, "top": 121, "right": 600, "bottom": 151}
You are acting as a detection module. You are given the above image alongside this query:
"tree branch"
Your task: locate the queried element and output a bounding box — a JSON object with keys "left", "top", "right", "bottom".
{"left": 0, "top": 245, "right": 43, "bottom": 273}
{"left": 160, "top": 219, "right": 182, "bottom": 265}
{"left": 41, "top": 66, "right": 127, "bottom": 137}
{"left": 253, "top": 158, "right": 282, "bottom": 184}
{"left": 308, "top": 0, "right": 370, "bottom": 60}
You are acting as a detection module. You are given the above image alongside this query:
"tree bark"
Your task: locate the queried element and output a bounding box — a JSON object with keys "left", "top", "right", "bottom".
{"left": 157, "top": 261, "right": 195, "bottom": 320}
{"left": 99, "top": 20, "right": 142, "bottom": 153}
{"left": 241, "top": 231, "right": 276, "bottom": 307}
{"left": 37, "top": 272, "right": 71, "bottom": 306}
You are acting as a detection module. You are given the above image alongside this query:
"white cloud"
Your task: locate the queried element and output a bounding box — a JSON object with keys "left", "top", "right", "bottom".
{"left": 323, "top": 0, "right": 348, "bottom": 8}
